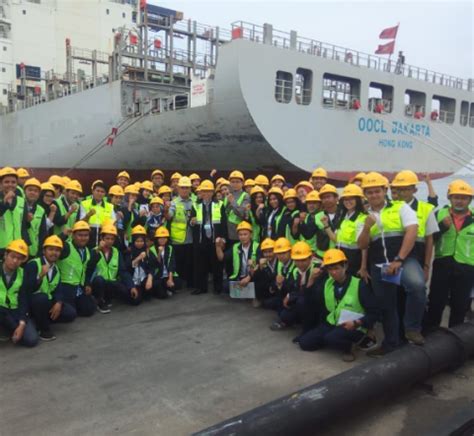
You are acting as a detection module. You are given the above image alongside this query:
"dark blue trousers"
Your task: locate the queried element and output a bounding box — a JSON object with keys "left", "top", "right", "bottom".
{"left": 299, "top": 323, "right": 364, "bottom": 353}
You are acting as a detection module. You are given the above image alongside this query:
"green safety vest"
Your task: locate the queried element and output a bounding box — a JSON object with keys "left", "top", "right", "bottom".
{"left": 195, "top": 202, "right": 222, "bottom": 224}
{"left": 435, "top": 207, "right": 474, "bottom": 266}
{"left": 291, "top": 259, "right": 321, "bottom": 282}
{"left": 315, "top": 211, "right": 336, "bottom": 250}
{"left": 0, "top": 266, "right": 23, "bottom": 310}
{"left": 229, "top": 241, "right": 259, "bottom": 280}
{"left": 224, "top": 192, "right": 246, "bottom": 225}
{"left": 267, "top": 207, "right": 286, "bottom": 239}
{"left": 285, "top": 210, "right": 299, "bottom": 245}
{"left": 170, "top": 199, "right": 189, "bottom": 244}
{"left": 54, "top": 197, "right": 79, "bottom": 235}
{"left": 96, "top": 247, "right": 119, "bottom": 281}
{"left": 17, "top": 186, "right": 25, "bottom": 198}
{"left": 369, "top": 201, "right": 405, "bottom": 241}
{"left": 27, "top": 204, "right": 46, "bottom": 257}
{"left": 57, "top": 241, "right": 90, "bottom": 286}
{"left": 150, "top": 245, "right": 178, "bottom": 277}
{"left": 80, "top": 198, "right": 114, "bottom": 227}
{"left": 249, "top": 211, "right": 261, "bottom": 243}
{"left": 0, "top": 195, "right": 25, "bottom": 250}
{"left": 31, "top": 258, "right": 61, "bottom": 300}
{"left": 276, "top": 259, "right": 295, "bottom": 278}
{"left": 412, "top": 199, "right": 434, "bottom": 241}
{"left": 336, "top": 212, "right": 367, "bottom": 250}
{"left": 324, "top": 276, "right": 366, "bottom": 332}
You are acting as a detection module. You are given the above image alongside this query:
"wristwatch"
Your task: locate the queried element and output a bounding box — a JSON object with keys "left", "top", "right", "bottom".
{"left": 393, "top": 256, "right": 405, "bottom": 263}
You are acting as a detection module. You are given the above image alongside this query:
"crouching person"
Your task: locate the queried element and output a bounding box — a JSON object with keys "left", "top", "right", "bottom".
{"left": 148, "top": 226, "right": 181, "bottom": 298}
{"left": 299, "top": 249, "right": 378, "bottom": 362}
{"left": 253, "top": 238, "right": 277, "bottom": 308}
{"left": 92, "top": 224, "right": 140, "bottom": 313}
{"left": 0, "top": 240, "right": 39, "bottom": 347}
{"left": 26, "top": 236, "right": 77, "bottom": 341}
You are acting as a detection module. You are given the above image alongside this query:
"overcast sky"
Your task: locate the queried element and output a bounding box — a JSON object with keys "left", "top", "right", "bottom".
{"left": 157, "top": 0, "right": 473, "bottom": 79}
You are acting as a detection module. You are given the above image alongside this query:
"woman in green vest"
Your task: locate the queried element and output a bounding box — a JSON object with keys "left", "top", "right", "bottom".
{"left": 248, "top": 186, "right": 265, "bottom": 243}
{"left": 258, "top": 187, "right": 287, "bottom": 240}
{"left": 298, "top": 249, "right": 378, "bottom": 362}
{"left": 39, "top": 182, "right": 59, "bottom": 236}
{"left": 281, "top": 188, "right": 302, "bottom": 245}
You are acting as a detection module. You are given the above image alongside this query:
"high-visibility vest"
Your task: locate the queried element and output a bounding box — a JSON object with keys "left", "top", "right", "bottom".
{"left": 337, "top": 212, "right": 367, "bottom": 250}
{"left": 27, "top": 204, "right": 46, "bottom": 257}
{"left": 435, "top": 207, "right": 474, "bottom": 267}
{"left": 195, "top": 202, "right": 222, "bottom": 224}
{"left": 57, "top": 241, "right": 90, "bottom": 286}
{"left": 224, "top": 192, "right": 246, "bottom": 225}
{"left": 80, "top": 198, "right": 114, "bottom": 227}
{"left": 412, "top": 199, "right": 434, "bottom": 241}
{"left": 170, "top": 199, "right": 189, "bottom": 244}
{"left": 249, "top": 211, "right": 262, "bottom": 243}
{"left": 324, "top": 276, "right": 366, "bottom": 332}
{"left": 30, "top": 258, "right": 61, "bottom": 300}
{"left": 229, "top": 241, "right": 259, "bottom": 280}
{"left": 150, "top": 245, "right": 178, "bottom": 277}
{"left": 54, "top": 197, "right": 79, "bottom": 235}
{"left": 0, "top": 195, "right": 25, "bottom": 249}
{"left": 0, "top": 266, "right": 23, "bottom": 310}
{"left": 276, "top": 259, "right": 295, "bottom": 279}
{"left": 95, "top": 247, "right": 120, "bottom": 281}
{"left": 285, "top": 210, "right": 299, "bottom": 245}
{"left": 267, "top": 207, "right": 286, "bottom": 240}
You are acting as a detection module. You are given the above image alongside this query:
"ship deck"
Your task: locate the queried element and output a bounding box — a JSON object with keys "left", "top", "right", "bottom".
{"left": 1, "top": 291, "right": 473, "bottom": 435}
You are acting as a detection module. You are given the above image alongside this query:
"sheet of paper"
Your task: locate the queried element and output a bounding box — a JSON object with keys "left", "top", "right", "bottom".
{"left": 338, "top": 309, "right": 364, "bottom": 325}
{"left": 229, "top": 281, "right": 256, "bottom": 299}
{"left": 381, "top": 263, "right": 403, "bottom": 286}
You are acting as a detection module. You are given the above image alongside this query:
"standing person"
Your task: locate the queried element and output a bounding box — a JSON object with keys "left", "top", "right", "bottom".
{"left": 189, "top": 174, "right": 201, "bottom": 199}
{"left": 282, "top": 188, "right": 302, "bottom": 245}
{"left": 244, "top": 179, "right": 256, "bottom": 194}
{"left": 169, "top": 172, "right": 182, "bottom": 198}
{"left": 23, "top": 178, "right": 48, "bottom": 257}
{"left": 39, "top": 182, "right": 58, "bottom": 236}
{"left": 298, "top": 190, "right": 326, "bottom": 259}
{"left": 310, "top": 167, "right": 328, "bottom": 191}
{"left": 190, "top": 180, "right": 226, "bottom": 295}
{"left": 53, "top": 179, "right": 82, "bottom": 235}
{"left": 0, "top": 240, "right": 38, "bottom": 347}
{"left": 318, "top": 184, "right": 341, "bottom": 229}
{"left": 224, "top": 170, "right": 250, "bottom": 245}
{"left": 270, "top": 174, "right": 286, "bottom": 190}
{"left": 145, "top": 196, "right": 167, "bottom": 238}
{"left": 116, "top": 171, "right": 131, "bottom": 189}
{"left": 108, "top": 184, "right": 130, "bottom": 250}
{"left": 253, "top": 238, "right": 277, "bottom": 308}
{"left": 0, "top": 167, "right": 29, "bottom": 256}
{"left": 248, "top": 186, "right": 266, "bottom": 243}
{"left": 57, "top": 221, "right": 97, "bottom": 317}
{"left": 126, "top": 225, "right": 153, "bottom": 300}
{"left": 295, "top": 181, "right": 314, "bottom": 204}
{"left": 258, "top": 187, "right": 287, "bottom": 240}
{"left": 26, "top": 236, "right": 77, "bottom": 341}
{"left": 425, "top": 180, "right": 474, "bottom": 329}
{"left": 151, "top": 169, "right": 165, "bottom": 195}
{"left": 357, "top": 172, "right": 424, "bottom": 356}
{"left": 167, "top": 176, "right": 195, "bottom": 288}
{"left": 48, "top": 175, "right": 65, "bottom": 199}
{"left": 16, "top": 168, "right": 30, "bottom": 197}
{"left": 255, "top": 175, "right": 270, "bottom": 193}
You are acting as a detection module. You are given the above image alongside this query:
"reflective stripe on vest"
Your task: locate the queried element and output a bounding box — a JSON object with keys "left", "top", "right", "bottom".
{"left": 150, "top": 245, "right": 178, "bottom": 277}
{"left": 249, "top": 211, "right": 261, "bottom": 243}
{"left": 27, "top": 204, "right": 46, "bottom": 257}
{"left": 80, "top": 198, "right": 113, "bottom": 227}
{"left": 413, "top": 200, "right": 434, "bottom": 242}
{"left": 0, "top": 267, "right": 23, "bottom": 310}
{"left": 301, "top": 213, "right": 318, "bottom": 254}
{"left": 276, "top": 259, "right": 295, "bottom": 279}
{"left": 0, "top": 195, "right": 25, "bottom": 249}
{"left": 96, "top": 247, "right": 119, "bottom": 281}
{"left": 225, "top": 192, "right": 246, "bottom": 225}
{"left": 324, "top": 276, "right": 366, "bottom": 332}
{"left": 285, "top": 210, "right": 299, "bottom": 245}
{"left": 170, "top": 200, "right": 188, "bottom": 244}
{"left": 229, "top": 241, "right": 259, "bottom": 280}
{"left": 31, "top": 258, "right": 60, "bottom": 300}
{"left": 57, "top": 241, "right": 90, "bottom": 286}
{"left": 195, "top": 202, "right": 222, "bottom": 225}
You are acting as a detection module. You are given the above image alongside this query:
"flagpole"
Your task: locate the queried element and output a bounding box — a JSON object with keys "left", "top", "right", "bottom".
{"left": 390, "top": 22, "right": 400, "bottom": 72}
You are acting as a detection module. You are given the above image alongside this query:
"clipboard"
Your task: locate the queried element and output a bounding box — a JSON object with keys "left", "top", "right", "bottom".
{"left": 381, "top": 263, "right": 403, "bottom": 286}
{"left": 229, "top": 281, "right": 256, "bottom": 299}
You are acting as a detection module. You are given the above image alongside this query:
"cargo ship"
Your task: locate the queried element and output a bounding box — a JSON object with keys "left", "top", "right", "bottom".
{"left": 0, "top": 0, "right": 473, "bottom": 183}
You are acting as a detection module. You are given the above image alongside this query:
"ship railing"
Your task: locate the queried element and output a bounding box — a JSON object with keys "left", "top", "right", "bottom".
{"left": 173, "top": 19, "right": 232, "bottom": 41}
{"left": 71, "top": 47, "right": 109, "bottom": 63}
{"left": 231, "top": 21, "right": 472, "bottom": 92}
{"left": 147, "top": 92, "right": 190, "bottom": 115}
{"left": 437, "top": 109, "right": 456, "bottom": 124}
{"left": 322, "top": 94, "right": 359, "bottom": 110}
{"left": 404, "top": 104, "right": 425, "bottom": 118}
{"left": 469, "top": 116, "right": 474, "bottom": 128}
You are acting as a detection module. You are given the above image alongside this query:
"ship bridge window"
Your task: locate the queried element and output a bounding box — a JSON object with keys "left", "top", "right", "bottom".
{"left": 404, "top": 90, "right": 426, "bottom": 119}
{"left": 295, "top": 68, "right": 312, "bottom": 105}
{"left": 275, "top": 71, "right": 293, "bottom": 104}
{"left": 460, "top": 101, "right": 469, "bottom": 126}
{"left": 322, "top": 73, "right": 360, "bottom": 110}
{"left": 469, "top": 103, "right": 474, "bottom": 128}
{"left": 368, "top": 82, "right": 393, "bottom": 113}
{"left": 431, "top": 95, "right": 455, "bottom": 124}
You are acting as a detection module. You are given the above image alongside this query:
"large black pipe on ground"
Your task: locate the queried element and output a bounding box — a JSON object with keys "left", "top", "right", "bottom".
{"left": 194, "top": 323, "right": 474, "bottom": 436}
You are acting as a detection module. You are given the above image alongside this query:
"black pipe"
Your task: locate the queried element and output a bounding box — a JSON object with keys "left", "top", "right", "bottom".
{"left": 194, "top": 323, "right": 474, "bottom": 436}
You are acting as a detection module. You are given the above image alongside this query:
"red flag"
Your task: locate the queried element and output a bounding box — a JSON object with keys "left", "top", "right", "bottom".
{"left": 375, "top": 40, "right": 395, "bottom": 55}
{"left": 379, "top": 25, "right": 399, "bottom": 39}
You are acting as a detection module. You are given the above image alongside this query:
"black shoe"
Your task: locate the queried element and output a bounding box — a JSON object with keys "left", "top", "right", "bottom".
{"left": 292, "top": 335, "right": 300, "bottom": 344}
{"left": 191, "top": 289, "right": 207, "bottom": 295}
{"left": 357, "top": 334, "right": 377, "bottom": 351}
{"left": 97, "top": 300, "right": 111, "bottom": 314}
{"left": 39, "top": 330, "right": 57, "bottom": 341}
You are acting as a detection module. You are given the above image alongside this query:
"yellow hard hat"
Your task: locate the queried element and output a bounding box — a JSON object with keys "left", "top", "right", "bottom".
{"left": 65, "top": 180, "right": 83, "bottom": 193}
{"left": 17, "top": 168, "right": 30, "bottom": 178}
{"left": 151, "top": 169, "right": 164, "bottom": 178}
{"left": 131, "top": 225, "right": 147, "bottom": 236}
{"left": 108, "top": 185, "right": 124, "bottom": 197}
{"left": 155, "top": 226, "right": 170, "bottom": 238}
{"left": 43, "top": 235, "right": 63, "bottom": 249}
{"left": 6, "top": 239, "right": 28, "bottom": 257}
{"left": 362, "top": 172, "right": 388, "bottom": 189}
{"left": 199, "top": 179, "right": 215, "bottom": 191}
{"left": 41, "top": 182, "right": 55, "bottom": 192}
{"left": 274, "top": 237, "right": 292, "bottom": 254}
{"left": 229, "top": 170, "right": 244, "bottom": 181}
{"left": 322, "top": 248, "right": 348, "bottom": 266}
{"left": 260, "top": 238, "right": 275, "bottom": 251}
{"left": 306, "top": 190, "right": 321, "bottom": 202}
{"left": 178, "top": 176, "right": 192, "bottom": 188}
{"left": 217, "top": 179, "right": 230, "bottom": 188}
{"left": 255, "top": 174, "right": 270, "bottom": 186}
{"left": 236, "top": 221, "right": 253, "bottom": 233}
{"left": 271, "top": 174, "right": 286, "bottom": 183}
{"left": 244, "top": 179, "right": 256, "bottom": 188}
{"left": 250, "top": 186, "right": 265, "bottom": 196}
{"left": 158, "top": 185, "right": 172, "bottom": 196}
{"left": 0, "top": 167, "right": 18, "bottom": 178}
{"left": 141, "top": 180, "right": 154, "bottom": 192}
{"left": 124, "top": 184, "right": 139, "bottom": 195}
{"left": 189, "top": 173, "right": 201, "bottom": 181}
{"left": 150, "top": 196, "right": 164, "bottom": 205}
{"left": 91, "top": 179, "right": 105, "bottom": 190}
{"left": 311, "top": 167, "right": 328, "bottom": 179}
{"left": 72, "top": 221, "right": 90, "bottom": 233}
{"left": 295, "top": 181, "right": 314, "bottom": 191}
{"left": 391, "top": 170, "right": 419, "bottom": 187}
{"left": 216, "top": 177, "right": 227, "bottom": 185}
{"left": 268, "top": 187, "right": 284, "bottom": 197}
{"left": 319, "top": 184, "right": 338, "bottom": 196}
{"left": 350, "top": 172, "right": 366, "bottom": 183}
{"left": 291, "top": 241, "right": 312, "bottom": 260}
{"left": 100, "top": 224, "right": 118, "bottom": 236}
{"left": 117, "top": 171, "right": 130, "bottom": 180}
{"left": 341, "top": 184, "right": 364, "bottom": 198}
{"left": 283, "top": 188, "right": 298, "bottom": 201}
{"left": 62, "top": 176, "right": 71, "bottom": 186}
{"left": 24, "top": 178, "right": 42, "bottom": 190}
{"left": 448, "top": 179, "right": 473, "bottom": 197}
{"left": 48, "top": 175, "right": 65, "bottom": 187}
{"left": 170, "top": 172, "right": 182, "bottom": 181}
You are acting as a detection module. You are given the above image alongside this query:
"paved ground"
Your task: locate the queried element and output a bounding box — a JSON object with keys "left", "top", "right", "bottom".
{"left": 1, "top": 291, "right": 473, "bottom": 436}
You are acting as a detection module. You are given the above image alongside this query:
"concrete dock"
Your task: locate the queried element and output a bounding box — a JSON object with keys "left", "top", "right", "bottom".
{"left": 1, "top": 291, "right": 473, "bottom": 436}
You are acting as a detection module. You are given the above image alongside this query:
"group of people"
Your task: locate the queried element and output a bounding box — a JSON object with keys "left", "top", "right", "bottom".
{"left": 0, "top": 165, "right": 472, "bottom": 362}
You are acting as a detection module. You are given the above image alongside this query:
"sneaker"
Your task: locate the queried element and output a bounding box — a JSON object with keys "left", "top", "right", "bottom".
{"left": 357, "top": 334, "right": 377, "bottom": 351}
{"left": 367, "top": 346, "right": 390, "bottom": 358}
{"left": 270, "top": 321, "right": 287, "bottom": 331}
{"left": 405, "top": 330, "right": 425, "bottom": 346}
{"left": 39, "top": 330, "right": 57, "bottom": 341}
{"left": 97, "top": 300, "right": 111, "bottom": 314}
{"left": 342, "top": 344, "right": 356, "bottom": 362}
